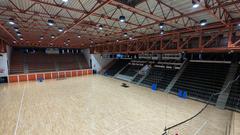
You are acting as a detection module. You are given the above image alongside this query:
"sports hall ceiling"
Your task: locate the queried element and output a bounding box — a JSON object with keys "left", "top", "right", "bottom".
{"left": 0, "top": 0, "right": 240, "bottom": 48}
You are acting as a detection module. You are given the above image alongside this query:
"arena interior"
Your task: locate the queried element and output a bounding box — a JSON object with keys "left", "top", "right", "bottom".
{"left": 0, "top": 0, "right": 240, "bottom": 135}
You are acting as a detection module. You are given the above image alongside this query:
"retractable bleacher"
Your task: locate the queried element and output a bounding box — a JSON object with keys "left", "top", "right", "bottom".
{"left": 171, "top": 62, "right": 230, "bottom": 103}
{"left": 104, "top": 60, "right": 129, "bottom": 76}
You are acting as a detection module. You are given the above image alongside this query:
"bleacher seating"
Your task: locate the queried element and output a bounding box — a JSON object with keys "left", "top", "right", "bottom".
{"left": 227, "top": 66, "right": 240, "bottom": 110}
{"left": 171, "top": 62, "right": 230, "bottom": 103}
{"left": 104, "top": 60, "right": 129, "bottom": 76}
{"left": 141, "top": 66, "right": 178, "bottom": 90}
{"left": 10, "top": 51, "right": 24, "bottom": 74}
{"left": 119, "top": 64, "right": 143, "bottom": 76}
{"left": 10, "top": 51, "right": 89, "bottom": 74}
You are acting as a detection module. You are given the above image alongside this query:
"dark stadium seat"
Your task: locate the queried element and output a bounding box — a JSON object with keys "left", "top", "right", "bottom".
{"left": 104, "top": 60, "right": 129, "bottom": 76}
{"left": 141, "top": 67, "right": 178, "bottom": 90}
{"left": 171, "top": 62, "right": 230, "bottom": 103}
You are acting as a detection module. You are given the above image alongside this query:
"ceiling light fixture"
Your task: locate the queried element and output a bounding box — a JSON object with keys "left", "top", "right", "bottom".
{"left": 58, "top": 28, "right": 64, "bottom": 32}
{"left": 16, "top": 32, "right": 22, "bottom": 36}
{"left": 47, "top": 20, "right": 55, "bottom": 26}
{"left": 124, "top": 33, "right": 128, "bottom": 37}
{"left": 14, "top": 27, "right": 19, "bottom": 31}
{"left": 9, "top": 18, "right": 15, "bottom": 25}
{"left": 77, "top": 35, "right": 81, "bottom": 38}
{"left": 62, "top": 0, "right": 68, "bottom": 3}
{"left": 160, "top": 30, "right": 164, "bottom": 35}
{"left": 20, "top": 37, "right": 23, "bottom": 41}
{"left": 159, "top": 22, "right": 164, "bottom": 29}
{"left": 200, "top": 19, "right": 207, "bottom": 26}
{"left": 119, "top": 16, "right": 126, "bottom": 23}
{"left": 40, "top": 36, "right": 44, "bottom": 40}
{"left": 99, "top": 24, "right": 103, "bottom": 30}
{"left": 192, "top": 0, "right": 200, "bottom": 8}
{"left": 51, "top": 35, "right": 55, "bottom": 39}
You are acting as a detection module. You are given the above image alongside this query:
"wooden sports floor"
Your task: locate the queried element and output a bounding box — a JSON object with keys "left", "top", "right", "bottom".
{"left": 0, "top": 75, "right": 236, "bottom": 135}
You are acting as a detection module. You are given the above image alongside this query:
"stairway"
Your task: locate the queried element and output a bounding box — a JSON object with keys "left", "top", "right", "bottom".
{"left": 165, "top": 60, "right": 188, "bottom": 93}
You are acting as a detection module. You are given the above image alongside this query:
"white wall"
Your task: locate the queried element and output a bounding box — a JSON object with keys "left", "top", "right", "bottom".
{"left": 82, "top": 49, "right": 113, "bottom": 72}
{"left": 0, "top": 53, "right": 9, "bottom": 77}
{"left": 6, "top": 45, "right": 12, "bottom": 69}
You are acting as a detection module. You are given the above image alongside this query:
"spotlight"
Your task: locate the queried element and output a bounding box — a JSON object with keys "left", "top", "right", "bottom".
{"left": 160, "top": 30, "right": 164, "bottom": 35}
{"left": 200, "top": 19, "right": 207, "bottom": 26}
{"left": 51, "top": 35, "right": 55, "bottom": 39}
{"left": 67, "top": 39, "right": 70, "bottom": 43}
{"left": 40, "top": 36, "right": 44, "bottom": 40}
{"left": 124, "top": 33, "right": 128, "bottom": 37}
{"left": 58, "top": 28, "right": 64, "bottom": 32}
{"left": 116, "top": 40, "right": 119, "bottom": 42}
{"left": 99, "top": 24, "right": 103, "bottom": 30}
{"left": 77, "top": 35, "right": 81, "bottom": 38}
{"left": 20, "top": 37, "right": 24, "bottom": 41}
{"left": 192, "top": 0, "right": 200, "bottom": 8}
{"left": 47, "top": 20, "right": 55, "bottom": 26}
{"left": 13, "top": 41, "right": 16, "bottom": 44}
{"left": 8, "top": 18, "right": 15, "bottom": 25}
{"left": 238, "top": 23, "right": 240, "bottom": 27}
{"left": 16, "top": 32, "right": 21, "bottom": 36}
{"left": 159, "top": 22, "right": 164, "bottom": 29}
{"left": 62, "top": 0, "right": 68, "bottom": 3}
{"left": 14, "top": 27, "right": 19, "bottom": 32}
{"left": 129, "top": 37, "right": 133, "bottom": 40}
{"left": 91, "top": 40, "right": 94, "bottom": 43}
{"left": 119, "top": 16, "right": 126, "bottom": 23}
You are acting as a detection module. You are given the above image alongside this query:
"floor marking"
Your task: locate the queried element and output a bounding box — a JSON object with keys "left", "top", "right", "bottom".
{"left": 14, "top": 85, "right": 26, "bottom": 135}
{"left": 193, "top": 121, "right": 208, "bottom": 135}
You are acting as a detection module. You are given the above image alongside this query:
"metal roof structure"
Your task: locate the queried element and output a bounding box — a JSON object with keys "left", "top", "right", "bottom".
{"left": 0, "top": 0, "right": 240, "bottom": 51}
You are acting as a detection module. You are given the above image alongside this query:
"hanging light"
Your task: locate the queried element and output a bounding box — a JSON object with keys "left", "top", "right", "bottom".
{"left": 47, "top": 20, "right": 55, "bottom": 26}
{"left": 14, "top": 27, "right": 19, "bottom": 32}
{"left": 13, "top": 41, "right": 16, "bottom": 44}
{"left": 119, "top": 16, "right": 126, "bottom": 23}
{"left": 16, "top": 32, "right": 22, "bottom": 36}
{"left": 20, "top": 37, "right": 24, "bottom": 40}
{"left": 129, "top": 37, "right": 133, "bottom": 40}
{"left": 99, "top": 24, "right": 103, "bottom": 30}
{"left": 200, "top": 19, "right": 207, "bottom": 26}
{"left": 159, "top": 22, "right": 164, "bottom": 29}
{"left": 116, "top": 40, "right": 119, "bottom": 42}
{"left": 62, "top": 0, "right": 68, "bottom": 3}
{"left": 40, "top": 36, "right": 44, "bottom": 40}
{"left": 192, "top": 0, "right": 200, "bottom": 8}
{"left": 51, "top": 35, "right": 55, "bottom": 39}
{"left": 77, "top": 35, "right": 81, "bottom": 38}
{"left": 67, "top": 39, "right": 70, "bottom": 43}
{"left": 124, "top": 33, "right": 128, "bottom": 37}
{"left": 8, "top": 18, "right": 15, "bottom": 25}
{"left": 58, "top": 28, "right": 64, "bottom": 32}
{"left": 91, "top": 40, "right": 94, "bottom": 44}
{"left": 160, "top": 30, "right": 164, "bottom": 35}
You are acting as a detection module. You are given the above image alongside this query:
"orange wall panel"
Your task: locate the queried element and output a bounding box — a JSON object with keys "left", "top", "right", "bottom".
{"left": 28, "top": 74, "right": 36, "bottom": 81}
{"left": 59, "top": 72, "right": 65, "bottom": 78}
{"left": 66, "top": 72, "right": 71, "bottom": 77}
{"left": 36, "top": 74, "right": 44, "bottom": 79}
{"left": 45, "top": 73, "right": 52, "bottom": 79}
{"left": 77, "top": 70, "right": 83, "bottom": 76}
{"left": 52, "top": 72, "right": 58, "bottom": 79}
{"left": 83, "top": 70, "right": 87, "bottom": 75}
{"left": 19, "top": 75, "right": 27, "bottom": 81}
{"left": 9, "top": 76, "right": 18, "bottom": 83}
{"left": 87, "top": 70, "right": 93, "bottom": 75}
{"left": 72, "top": 71, "right": 77, "bottom": 77}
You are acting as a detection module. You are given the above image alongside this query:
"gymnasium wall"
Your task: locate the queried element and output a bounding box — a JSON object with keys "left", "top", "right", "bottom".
{"left": 0, "top": 53, "right": 8, "bottom": 77}
{"left": 82, "top": 49, "right": 113, "bottom": 72}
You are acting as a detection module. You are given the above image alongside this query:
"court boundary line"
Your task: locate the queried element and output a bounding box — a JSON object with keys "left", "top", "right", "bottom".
{"left": 193, "top": 120, "right": 208, "bottom": 135}
{"left": 13, "top": 84, "right": 26, "bottom": 135}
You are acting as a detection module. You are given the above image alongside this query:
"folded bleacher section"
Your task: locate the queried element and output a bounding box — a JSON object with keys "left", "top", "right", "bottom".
{"left": 104, "top": 60, "right": 129, "bottom": 76}
{"left": 141, "top": 60, "right": 181, "bottom": 90}
{"left": 227, "top": 66, "right": 240, "bottom": 110}
{"left": 171, "top": 62, "right": 230, "bottom": 103}
{"left": 10, "top": 51, "right": 89, "bottom": 74}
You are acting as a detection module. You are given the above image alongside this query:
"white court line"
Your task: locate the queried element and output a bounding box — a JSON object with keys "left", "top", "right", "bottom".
{"left": 14, "top": 84, "right": 26, "bottom": 135}
{"left": 193, "top": 121, "right": 208, "bottom": 135}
